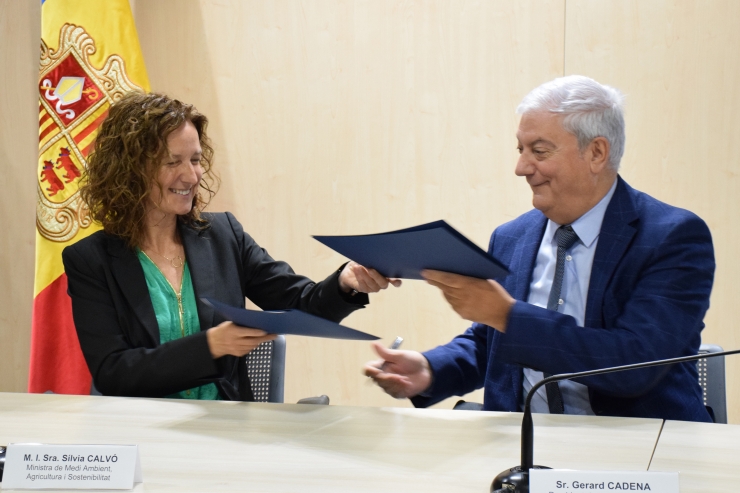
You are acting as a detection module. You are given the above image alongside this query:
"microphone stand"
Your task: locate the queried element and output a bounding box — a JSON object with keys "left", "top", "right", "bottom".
{"left": 491, "top": 348, "right": 740, "bottom": 493}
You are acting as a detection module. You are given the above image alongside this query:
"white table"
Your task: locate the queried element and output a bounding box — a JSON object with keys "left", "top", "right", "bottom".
{"left": 0, "top": 392, "right": 664, "bottom": 492}
{"left": 650, "top": 419, "right": 740, "bottom": 492}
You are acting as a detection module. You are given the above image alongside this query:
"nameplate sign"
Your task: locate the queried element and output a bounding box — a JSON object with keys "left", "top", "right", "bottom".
{"left": 1, "top": 444, "right": 142, "bottom": 490}
{"left": 530, "top": 470, "right": 678, "bottom": 493}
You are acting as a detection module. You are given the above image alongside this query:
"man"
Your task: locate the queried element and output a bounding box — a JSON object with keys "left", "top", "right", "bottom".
{"left": 365, "top": 75, "right": 715, "bottom": 422}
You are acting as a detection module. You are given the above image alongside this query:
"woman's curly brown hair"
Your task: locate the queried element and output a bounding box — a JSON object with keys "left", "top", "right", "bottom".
{"left": 79, "top": 92, "right": 219, "bottom": 248}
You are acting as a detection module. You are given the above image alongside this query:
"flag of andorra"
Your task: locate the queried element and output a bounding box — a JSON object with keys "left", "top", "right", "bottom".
{"left": 30, "top": 0, "right": 150, "bottom": 394}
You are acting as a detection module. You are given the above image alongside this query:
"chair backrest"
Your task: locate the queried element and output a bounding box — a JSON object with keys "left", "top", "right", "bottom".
{"left": 698, "top": 344, "right": 727, "bottom": 424}
{"left": 246, "top": 335, "right": 286, "bottom": 403}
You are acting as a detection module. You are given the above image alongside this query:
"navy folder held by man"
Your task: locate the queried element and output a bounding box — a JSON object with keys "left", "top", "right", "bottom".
{"left": 313, "top": 220, "right": 509, "bottom": 280}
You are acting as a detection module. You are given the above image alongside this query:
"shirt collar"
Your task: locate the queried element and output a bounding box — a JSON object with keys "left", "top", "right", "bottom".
{"left": 543, "top": 179, "right": 618, "bottom": 249}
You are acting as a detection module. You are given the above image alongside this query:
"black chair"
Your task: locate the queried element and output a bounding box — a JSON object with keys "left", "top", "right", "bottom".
{"left": 0, "top": 445, "right": 5, "bottom": 482}
{"left": 453, "top": 400, "right": 484, "bottom": 411}
{"left": 246, "top": 335, "right": 329, "bottom": 405}
{"left": 698, "top": 344, "right": 727, "bottom": 424}
{"left": 246, "top": 335, "right": 286, "bottom": 403}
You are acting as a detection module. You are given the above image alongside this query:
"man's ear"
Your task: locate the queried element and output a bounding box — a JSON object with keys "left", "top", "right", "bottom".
{"left": 588, "top": 136, "right": 610, "bottom": 173}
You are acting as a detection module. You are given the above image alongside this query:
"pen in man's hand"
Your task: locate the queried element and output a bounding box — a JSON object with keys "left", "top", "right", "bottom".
{"left": 379, "top": 336, "right": 404, "bottom": 371}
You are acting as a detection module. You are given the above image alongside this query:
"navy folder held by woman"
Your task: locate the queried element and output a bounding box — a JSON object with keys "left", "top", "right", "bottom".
{"left": 313, "top": 220, "right": 509, "bottom": 280}
{"left": 202, "top": 298, "right": 379, "bottom": 340}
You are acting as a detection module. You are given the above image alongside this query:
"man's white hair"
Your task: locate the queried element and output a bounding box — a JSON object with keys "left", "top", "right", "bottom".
{"left": 517, "top": 75, "right": 626, "bottom": 170}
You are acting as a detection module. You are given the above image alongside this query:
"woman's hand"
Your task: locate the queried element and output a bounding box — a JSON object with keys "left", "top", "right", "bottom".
{"left": 206, "top": 321, "right": 277, "bottom": 359}
{"left": 338, "top": 261, "right": 402, "bottom": 294}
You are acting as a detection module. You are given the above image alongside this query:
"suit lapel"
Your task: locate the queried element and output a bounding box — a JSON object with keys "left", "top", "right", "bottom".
{"left": 585, "top": 176, "right": 639, "bottom": 327}
{"left": 508, "top": 214, "right": 547, "bottom": 302}
{"left": 181, "top": 220, "right": 242, "bottom": 398}
{"left": 107, "top": 236, "right": 160, "bottom": 344}
{"left": 498, "top": 213, "right": 546, "bottom": 406}
{"left": 181, "top": 222, "right": 216, "bottom": 332}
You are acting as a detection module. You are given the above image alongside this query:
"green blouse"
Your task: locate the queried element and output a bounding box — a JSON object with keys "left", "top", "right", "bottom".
{"left": 137, "top": 250, "right": 220, "bottom": 400}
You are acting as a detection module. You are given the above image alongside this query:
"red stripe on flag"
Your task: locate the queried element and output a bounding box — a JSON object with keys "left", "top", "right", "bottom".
{"left": 80, "top": 141, "right": 94, "bottom": 158}
{"left": 39, "top": 121, "right": 58, "bottom": 143}
{"left": 73, "top": 109, "right": 108, "bottom": 146}
{"left": 28, "top": 273, "right": 92, "bottom": 394}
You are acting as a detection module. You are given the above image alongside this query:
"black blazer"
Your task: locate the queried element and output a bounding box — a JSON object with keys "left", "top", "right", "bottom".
{"left": 62, "top": 212, "right": 366, "bottom": 400}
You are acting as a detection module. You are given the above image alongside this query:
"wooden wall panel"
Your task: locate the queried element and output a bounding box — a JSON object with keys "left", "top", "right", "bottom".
{"left": 0, "top": 0, "right": 41, "bottom": 392}
{"left": 133, "top": 0, "right": 565, "bottom": 408}
{"left": 565, "top": 0, "right": 740, "bottom": 423}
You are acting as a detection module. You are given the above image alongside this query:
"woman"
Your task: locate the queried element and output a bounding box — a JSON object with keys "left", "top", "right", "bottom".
{"left": 63, "top": 92, "right": 397, "bottom": 400}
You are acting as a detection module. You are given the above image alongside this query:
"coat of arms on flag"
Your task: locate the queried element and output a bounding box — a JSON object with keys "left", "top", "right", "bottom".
{"left": 37, "top": 24, "right": 142, "bottom": 242}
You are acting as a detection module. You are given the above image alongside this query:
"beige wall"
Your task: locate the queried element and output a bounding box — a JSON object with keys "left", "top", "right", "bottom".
{"left": 2, "top": 0, "right": 738, "bottom": 421}
{"left": 0, "top": 0, "right": 41, "bottom": 392}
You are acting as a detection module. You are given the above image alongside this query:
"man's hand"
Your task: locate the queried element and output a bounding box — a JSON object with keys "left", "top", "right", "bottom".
{"left": 206, "top": 321, "right": 277, "bottom": 359}
{"left": 339, "top": 261, "right": 402, "bottom": 293}
{"left": 422, "top": 269, "right": 515, "bottom": 332}
{"left": 363, "top": 341, "right": 432, "bottom": 399}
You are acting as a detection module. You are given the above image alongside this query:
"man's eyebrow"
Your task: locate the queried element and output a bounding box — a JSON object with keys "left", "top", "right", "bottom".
{"left": 516, "top": 136, "right": 556, "bottom": 147}
{"left": 530, "top": 138, "right": 556, "bottom": 147}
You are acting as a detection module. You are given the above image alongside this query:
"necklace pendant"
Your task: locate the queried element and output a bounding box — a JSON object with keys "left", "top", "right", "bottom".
{"left": 170, "top": 256, "right": 185, "bottom": 268}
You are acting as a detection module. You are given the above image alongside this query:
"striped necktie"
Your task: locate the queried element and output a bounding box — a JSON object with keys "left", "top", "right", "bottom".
{"left": 543, "top": 225, "right": 580, "bottom": 414}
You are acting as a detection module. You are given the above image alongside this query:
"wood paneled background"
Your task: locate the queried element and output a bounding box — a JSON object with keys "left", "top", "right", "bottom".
{"left": 2, "top": 0, "right": 738, "bottom": 421}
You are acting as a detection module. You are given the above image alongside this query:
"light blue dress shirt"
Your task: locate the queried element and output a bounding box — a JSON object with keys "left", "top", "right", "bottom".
{"left": 522, "top": 180, "right": 618, "bottom": 414}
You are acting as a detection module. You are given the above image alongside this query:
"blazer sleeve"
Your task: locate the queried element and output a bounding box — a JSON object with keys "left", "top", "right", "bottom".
{"left": 410, "top": 322, "right": 490, "bottom": 408}
{"left": 63, "top": 241, "right": 220, "bottom": 397}
{"left": 223, "top": 211, "right": 367, "bottom": 321}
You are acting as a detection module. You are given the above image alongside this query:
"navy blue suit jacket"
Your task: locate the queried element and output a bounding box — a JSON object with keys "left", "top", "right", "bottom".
{"left": 413, "top": 177, "right": 715, "bottom": 422}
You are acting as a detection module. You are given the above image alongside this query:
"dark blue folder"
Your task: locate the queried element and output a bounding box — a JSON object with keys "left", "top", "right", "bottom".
{"left": 201, "top": 298, "right": 379, "bottom": 341}
{"left": 313, "top": 220, "right": 509, "bottom": 280}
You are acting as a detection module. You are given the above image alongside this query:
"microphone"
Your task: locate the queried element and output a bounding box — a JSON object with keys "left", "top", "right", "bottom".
{"left": 491, "top": 348, "right": 740, "bottom": 493}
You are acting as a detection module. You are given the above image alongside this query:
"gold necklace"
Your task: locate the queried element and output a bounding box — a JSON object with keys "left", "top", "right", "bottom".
{"left": 139, "top": 250, "right": 186, "bottom": 337}
{"left": 149, "top": 249, "right": 185, "bottom": 268}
